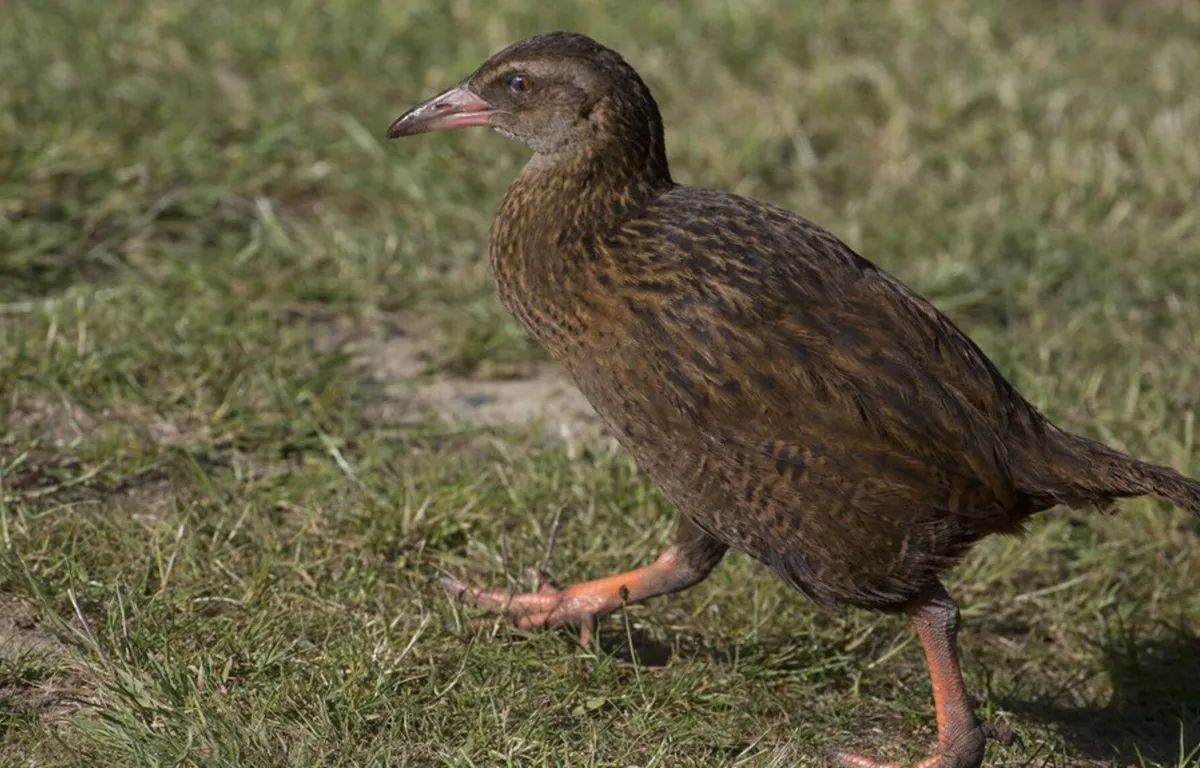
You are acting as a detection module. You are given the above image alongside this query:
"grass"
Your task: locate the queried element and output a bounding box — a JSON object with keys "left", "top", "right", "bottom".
{"left": 2, "top": 0, "right": 1200, "bottom": 765}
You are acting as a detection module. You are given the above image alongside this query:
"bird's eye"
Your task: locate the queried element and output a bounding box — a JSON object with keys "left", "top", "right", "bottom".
{"left": 508, "top": 74, "right": 530, "bottom": 93}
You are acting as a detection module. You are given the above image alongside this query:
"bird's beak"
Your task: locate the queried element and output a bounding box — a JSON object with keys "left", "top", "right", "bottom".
{"left": 386, "top": 84, "right": 495, "bottom": 139}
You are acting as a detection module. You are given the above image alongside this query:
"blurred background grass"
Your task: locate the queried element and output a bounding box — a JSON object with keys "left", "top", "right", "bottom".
{"left": 2, "top": 0, "right": 1199, "bottom": 765}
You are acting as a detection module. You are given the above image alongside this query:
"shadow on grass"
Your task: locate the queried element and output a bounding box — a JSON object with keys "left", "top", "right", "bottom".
{"left": 595, "top": 626, "right": 679, "bottom": 668}
{"left": 595, "top": 621, "right": 851, "bottom": 677}
{"left": 595, "top": 617, "right": 1200, "bottom": 765}
{"left": 1000, "top": 623, "right": 1200, "bottom": 767}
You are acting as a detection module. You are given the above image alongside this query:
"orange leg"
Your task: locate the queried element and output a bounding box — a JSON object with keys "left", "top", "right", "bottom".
{"left": 442, "top": 516, "right": 727, "bottom": 647}
{"left": 828, "top": 583, "right": 1010, "bottom": 768}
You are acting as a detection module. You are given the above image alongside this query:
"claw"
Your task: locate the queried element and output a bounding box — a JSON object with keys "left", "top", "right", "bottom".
{"left": 577, "top": 615, "right": 596, "bottom": 648}
{"left": 439, "top": 572, "right": 467, "bottom": 598}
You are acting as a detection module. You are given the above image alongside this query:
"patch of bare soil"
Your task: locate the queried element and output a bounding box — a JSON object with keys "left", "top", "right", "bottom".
{"left": 4, "top": 394, "right": 209, "bottom": 450}
{"left": 113, "top": 474, "right": 178, "bottom": 527}
{"left": 0, "top": 593, "right": 90, "bottom": 724}
{"left": 3, "top": 395, "right": 204, "bottom": 526}
{"left": 313, "top": 311, "right": 605, "bottom": 440}
{"left": 0, "top": 594, "right": 58, "bottom": 662}
{"left": 5, "top": 394, "right": 95, "bottom": 447}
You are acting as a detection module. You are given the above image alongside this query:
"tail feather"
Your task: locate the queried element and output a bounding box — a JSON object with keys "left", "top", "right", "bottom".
{"left": 1056, "top": 431, "right": 1200, "bottom": 517}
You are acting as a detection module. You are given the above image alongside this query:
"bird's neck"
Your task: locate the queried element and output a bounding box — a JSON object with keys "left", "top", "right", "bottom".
{"left": 514, "top": 136, "right": 671, "bottom": 230}
{"left": 488, "top": 140, "right": 672, "bottom": 352}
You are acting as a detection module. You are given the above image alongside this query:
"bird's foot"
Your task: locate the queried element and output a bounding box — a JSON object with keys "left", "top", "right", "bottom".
{"left": 825, "top": 719, "right": 1012, "bottom": 768}
{"left": 440, "top": 571, "right": 605, "bottom": 647}
{"left": 440, "top": 550, "right": 714, "bottom": 648}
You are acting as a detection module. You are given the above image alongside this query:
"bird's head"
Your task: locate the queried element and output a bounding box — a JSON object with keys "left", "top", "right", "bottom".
{"left": 387, "top": 31, "right": 666, "bottom": 162}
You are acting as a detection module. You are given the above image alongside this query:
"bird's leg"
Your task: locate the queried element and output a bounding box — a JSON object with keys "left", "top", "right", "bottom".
{"left": 441, "top": 516, "right": 727, "bottom": 647}
{"left": 829, "top": 582, "right": 1010, "bottom": 768}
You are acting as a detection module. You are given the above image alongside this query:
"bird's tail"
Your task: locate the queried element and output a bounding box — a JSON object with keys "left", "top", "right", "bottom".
{"left": 1050, "top": 430, "right": 1200, "bottom": 517}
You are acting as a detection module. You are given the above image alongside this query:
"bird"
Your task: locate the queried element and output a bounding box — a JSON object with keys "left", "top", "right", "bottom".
{"left": 385, "top": 31, "right": 1200, "bottom": 768}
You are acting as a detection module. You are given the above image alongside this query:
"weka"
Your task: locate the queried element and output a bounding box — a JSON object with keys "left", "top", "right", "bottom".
{"left": 386, "top": 32, "right": 1200, "bottom": 768}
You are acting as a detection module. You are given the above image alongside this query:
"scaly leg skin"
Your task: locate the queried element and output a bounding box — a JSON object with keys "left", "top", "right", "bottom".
{"left": 441, "top": 515, "right": 727, "bottom": 647}
{"left": 828, "top": 582, "right": 1012, "bottom": 768}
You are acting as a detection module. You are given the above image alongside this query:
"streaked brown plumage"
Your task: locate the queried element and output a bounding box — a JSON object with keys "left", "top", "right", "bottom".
{"left": 386, "top": 31, "right": 1200, "bottom": 768}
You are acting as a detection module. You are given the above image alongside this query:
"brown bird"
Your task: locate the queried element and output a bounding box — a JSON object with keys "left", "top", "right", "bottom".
{"left": 386, "top": 32, "right": 1200, "bottom": 768}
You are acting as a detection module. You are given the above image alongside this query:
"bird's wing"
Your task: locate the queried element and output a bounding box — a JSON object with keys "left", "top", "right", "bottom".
{"left": 606, "top": 186, "right": 1040, "bottom": 519}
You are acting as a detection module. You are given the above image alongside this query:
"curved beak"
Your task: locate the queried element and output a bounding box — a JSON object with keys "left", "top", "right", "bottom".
{"left": 386, "top": 85, "right": 495, "bottom": 139}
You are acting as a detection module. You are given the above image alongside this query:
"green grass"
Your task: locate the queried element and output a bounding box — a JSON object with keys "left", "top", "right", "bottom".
{"left": 3, "top": 0, "right": 1200, "bottom": 765}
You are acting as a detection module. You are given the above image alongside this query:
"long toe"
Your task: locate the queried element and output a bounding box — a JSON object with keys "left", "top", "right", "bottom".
{"left": 825, "top": 751, "right": 974, "bottom": 768}
{"left": 441, "top": 573, "right": 567, "bottom": 616}
{"left": 826, "top": 721, "right": 990, "bottom": 768}
{"left": 826, "top": 750, "right": 904, "bottom": 768}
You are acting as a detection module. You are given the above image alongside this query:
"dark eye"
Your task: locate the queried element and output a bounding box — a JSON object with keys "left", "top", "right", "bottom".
{"left": 508, "top": 73, "right": 530, "bottom": 93}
